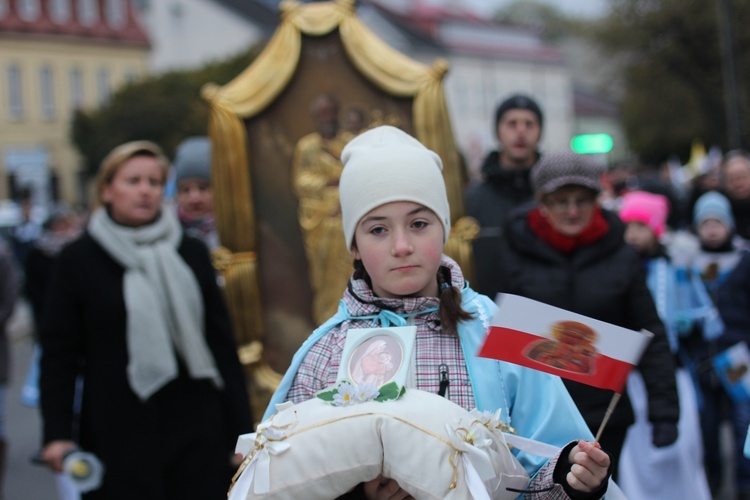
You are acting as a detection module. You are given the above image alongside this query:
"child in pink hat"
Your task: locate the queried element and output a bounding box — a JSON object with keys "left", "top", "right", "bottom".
{"left": 619, "top": 190, "right": 669, "bottom": 255}
{"left": 617, "top": 190, "right": 714, "bottom": 500}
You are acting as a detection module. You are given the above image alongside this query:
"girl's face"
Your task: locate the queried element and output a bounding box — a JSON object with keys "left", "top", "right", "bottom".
{"left": 102, "top": 155, "right": 164, "bottom": 227}
{"left": 698, "top": 218, "right": 731, "bottom": 249}
{"left": 352, "top": 201, "right": 444, "bottom": 299}
{"left": 624, "top": 221, "right": 658, "bottom": 253}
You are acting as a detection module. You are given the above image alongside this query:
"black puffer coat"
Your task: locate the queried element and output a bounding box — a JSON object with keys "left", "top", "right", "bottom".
{"left": 476, "top": 207, "right": 679, "bottom": 432}
{"left": 465, "top": 151, "right": 538, "bottom": 292}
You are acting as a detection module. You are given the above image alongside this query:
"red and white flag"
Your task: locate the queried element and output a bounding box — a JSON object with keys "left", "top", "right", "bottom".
{"left": 478, "top": 294, "right": 653, "bottom": 393}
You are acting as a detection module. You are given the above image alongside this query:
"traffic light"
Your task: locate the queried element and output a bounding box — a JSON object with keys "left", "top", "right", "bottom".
{"left": 570, "top": 133, "right": 613, "bottom": 154}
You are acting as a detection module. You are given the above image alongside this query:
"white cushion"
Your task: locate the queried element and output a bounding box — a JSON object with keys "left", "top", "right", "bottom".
{"left": 229, "top": 389, "right": 530, "bottom": 500}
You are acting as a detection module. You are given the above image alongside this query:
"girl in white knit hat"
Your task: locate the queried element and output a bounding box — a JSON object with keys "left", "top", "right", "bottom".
{"left": 260, "top": 126, "right": 612, "bottom": 499}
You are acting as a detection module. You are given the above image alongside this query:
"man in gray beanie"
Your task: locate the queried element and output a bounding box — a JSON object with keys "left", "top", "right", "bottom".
{"left": 464, "top": 93, "right": 544, "bottom": 284}
{"left": 173, "top": 136, "right": 219, "bottom": 250}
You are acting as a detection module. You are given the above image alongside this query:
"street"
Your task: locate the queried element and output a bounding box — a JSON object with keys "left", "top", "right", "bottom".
{"left": 6, "top": 302, "right": 59, "bottom": 500}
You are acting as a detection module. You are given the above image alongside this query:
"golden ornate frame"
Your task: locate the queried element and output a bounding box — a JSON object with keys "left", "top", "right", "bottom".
{"left": 202, "top": 0, "right": 476, "bottom": 412}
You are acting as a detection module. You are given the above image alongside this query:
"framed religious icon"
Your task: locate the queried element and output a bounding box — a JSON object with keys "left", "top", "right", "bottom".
{"left": 336, "top": 326, "right": 417, "bottom": 389}
{"left": 202, "top": 0, "right": 476, "bottom": 417}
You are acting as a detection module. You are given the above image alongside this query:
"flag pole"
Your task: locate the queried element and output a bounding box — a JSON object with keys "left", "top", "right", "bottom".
{"left": 594, "top": 392, "right": 622, "bottom": 443}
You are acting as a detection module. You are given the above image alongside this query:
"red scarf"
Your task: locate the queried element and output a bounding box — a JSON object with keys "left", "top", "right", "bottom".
{"left": 527, "top": 207, "right": 609, "bottom": 254}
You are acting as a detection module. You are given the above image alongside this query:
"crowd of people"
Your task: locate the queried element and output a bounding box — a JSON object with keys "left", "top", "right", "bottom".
{"left": 466, "top": 94, "right": 750, "bottom": 500}
{"left": 0, "top": 91, "right": 748, "bottom": 499}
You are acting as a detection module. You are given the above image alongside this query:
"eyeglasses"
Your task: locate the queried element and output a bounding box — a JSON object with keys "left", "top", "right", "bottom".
{"left": 543, "top": 197, "right": 595, "bottom": 212}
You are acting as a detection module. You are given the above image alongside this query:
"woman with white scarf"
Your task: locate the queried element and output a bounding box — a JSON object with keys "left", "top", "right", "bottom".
{"left": 38, "top": 141, "right": 253, "bottom": 499}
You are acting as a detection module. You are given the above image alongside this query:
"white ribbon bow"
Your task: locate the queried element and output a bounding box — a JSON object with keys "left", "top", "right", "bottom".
{"left": 445, "top": 423, "right": 497, "bottom": 499}
{"left": 253, "top": 440, "right": 292, "bottom": 494}
{"left": 228, "top": 440, "right": 291, "bottom": 499}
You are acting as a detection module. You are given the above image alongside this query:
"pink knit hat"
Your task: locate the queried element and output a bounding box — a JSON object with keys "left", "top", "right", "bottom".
{"left": 619, "top": 191, "right": 669, "bottom": 237}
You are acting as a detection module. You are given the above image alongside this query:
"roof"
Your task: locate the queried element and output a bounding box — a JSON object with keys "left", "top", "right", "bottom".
{"left": 365, "top": 0, "right": 565, "bottom": 63}
{"left": 203, "top": 0, "right": 564, "bottom": 64}
{"left": 573, "top": 87, "right": 620, "bottom": 118}
{"left": 0, "top": 0, "right": 150, "bottom": 47}
{"left": 213, "top": 0, "right": 280, "bottom": 36}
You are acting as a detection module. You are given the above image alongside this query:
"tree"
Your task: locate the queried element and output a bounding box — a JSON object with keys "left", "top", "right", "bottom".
{"left": 589, "top": 0, "right": 750, "bottom": 163}
{"left": 494, "top": 0, "right": 577, "bottom": 42}
{"left": 72, "top": 45, "right": 261, "bottom": 177}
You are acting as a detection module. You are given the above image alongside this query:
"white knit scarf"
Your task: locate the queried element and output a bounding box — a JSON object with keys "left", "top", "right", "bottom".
{"left": 88, "top": 207, "right": 223, "bottom": 400}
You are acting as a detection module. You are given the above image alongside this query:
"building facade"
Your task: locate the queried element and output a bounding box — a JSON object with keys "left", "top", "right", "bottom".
{"left": 133, "top": 0, "right": 625, "bottom": 177}
{"left": 360, "top": 0, "right": 577, "bottom": 178}
{"left": 0, "top": 0, "right": 150, "bottom": 209}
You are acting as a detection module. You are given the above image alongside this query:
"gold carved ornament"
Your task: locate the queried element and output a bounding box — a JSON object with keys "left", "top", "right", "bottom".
{"left": 202, "top": 0, "right": 478, "bottom": 396}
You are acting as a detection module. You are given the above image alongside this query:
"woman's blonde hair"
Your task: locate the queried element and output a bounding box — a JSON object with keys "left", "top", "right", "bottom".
{"left": 91, "top": 140, "right": 170, "bottom": 211}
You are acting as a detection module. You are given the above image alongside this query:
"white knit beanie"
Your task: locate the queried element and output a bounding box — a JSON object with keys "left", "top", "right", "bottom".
{"left": 339, "top": 126, "right": 451, "bottom": 252}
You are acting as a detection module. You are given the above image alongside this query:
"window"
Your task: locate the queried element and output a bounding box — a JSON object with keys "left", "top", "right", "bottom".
{"left": 0, "top": 0, "right": 8, "bottom": 19}
{"left": 50, "top": 0, "right": 71, "bottom": 24}
{"left": 96, "top": 68, "right": 110, "bottom": 105}
{"left": 18, "top": 0, "right": 40, "bottom": 21}
{"left": 69, "top": 66, "right": 84, "bottom": 110}
{"left": 40, "top": 65, "right": 56, "bottom": 119}
{"left": 77, "top": 0, "right": 98, "bottom": 26}
{"left": 7, "top": 64, "right": 24, "bottom": 120}
{"left": 105, "top": 0, "right": 125, "bottom": 28}
{"left": 124, "top": 68, "right": 139, "bottom": 84}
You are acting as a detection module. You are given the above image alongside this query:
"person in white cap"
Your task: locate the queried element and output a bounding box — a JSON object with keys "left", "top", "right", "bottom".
{"left": 264, "top": 126, "right": 612, "bottom": 499}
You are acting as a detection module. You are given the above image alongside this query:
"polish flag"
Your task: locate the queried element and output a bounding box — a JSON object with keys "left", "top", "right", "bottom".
{"left": 478, "top": 294, "right": 653, "bottom": 393}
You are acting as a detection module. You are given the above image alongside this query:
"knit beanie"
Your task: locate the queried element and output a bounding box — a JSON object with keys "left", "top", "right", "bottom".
{"left": 174, "top": 136, "right": 212, "bottom": 184}
{"left": 619, "top": 191, "right": 669, "bottom": 237}
{"left": 339, "top": 126, "right": 450, "bottom": 252}
{"left": 531, "top": 151, "right": 603, "bottom": 195}
{"left": 495, "top": 94, "right": 543, "bottom": 130}
{"left": 694, "top": 191, "right": 735, "bottom": 229}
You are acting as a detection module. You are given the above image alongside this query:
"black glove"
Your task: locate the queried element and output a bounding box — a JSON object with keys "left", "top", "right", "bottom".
{"left": 651, "top": 421, "right": 678, "bottom": 447}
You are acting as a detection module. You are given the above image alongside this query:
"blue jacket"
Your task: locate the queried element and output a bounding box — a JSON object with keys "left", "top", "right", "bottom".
{"left": 264, "top": 285, "right": 594, "bottom": 478}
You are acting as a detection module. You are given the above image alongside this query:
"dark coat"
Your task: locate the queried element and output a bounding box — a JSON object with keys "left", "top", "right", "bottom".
{"left": 23, "top": 245, "right": 56, "bottom": 334}
{"left": 475, "top": 207, "right": 679, "bottom": 431}
{"left": 729, "top": 196, "right": 750, "bottom": 241}
{"left": 0, "top": 237, "right": 20, "bottom": 383}
{"left": 465, "top": 151, "right": 537, "bottom": 291}
{"left": 39, "top": 232, "right": 253, "bottom": 497}
{"left": 717, "top": 250, "right": 750, "bottom": 351}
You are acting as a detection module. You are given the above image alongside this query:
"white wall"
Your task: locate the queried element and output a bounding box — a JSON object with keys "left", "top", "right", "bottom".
{"left": 139, "top": 0, "right": 263, "bottom": 73}
{"left": 444, "top": 56, "right": 574, "bottom": 179}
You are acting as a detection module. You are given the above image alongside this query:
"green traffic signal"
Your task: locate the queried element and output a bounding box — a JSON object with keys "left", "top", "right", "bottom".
{"left": 570, "top": 133, "right": 613, "bottom": 154}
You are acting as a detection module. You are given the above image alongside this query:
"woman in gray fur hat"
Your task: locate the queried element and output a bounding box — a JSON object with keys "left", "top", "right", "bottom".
{"left": 475, "top": 151, "right": 680, "bottom": 481}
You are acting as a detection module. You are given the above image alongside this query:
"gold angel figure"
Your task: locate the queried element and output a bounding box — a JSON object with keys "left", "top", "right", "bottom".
{"left": 291, "top": 94, "right": 355, "bottom": 324}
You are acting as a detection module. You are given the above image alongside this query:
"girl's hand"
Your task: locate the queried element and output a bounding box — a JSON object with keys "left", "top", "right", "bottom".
{"left": 363, "top": 475, "right": 414, "bottom": 500}
{"left": 566, "top": 440, "right": 611, "bottom": 492}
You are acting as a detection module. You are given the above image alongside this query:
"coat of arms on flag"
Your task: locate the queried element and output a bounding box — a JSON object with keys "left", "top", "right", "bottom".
{"left": 478, "top": 294, "right": 654, "bottom": 394}
{"left": 713, "top": 342, "right": 750, "bottom": 403}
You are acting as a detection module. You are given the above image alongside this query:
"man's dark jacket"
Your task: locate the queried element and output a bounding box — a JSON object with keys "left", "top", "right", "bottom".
{"left": 465, "top": 151, "right": 537, "bottom": 292}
